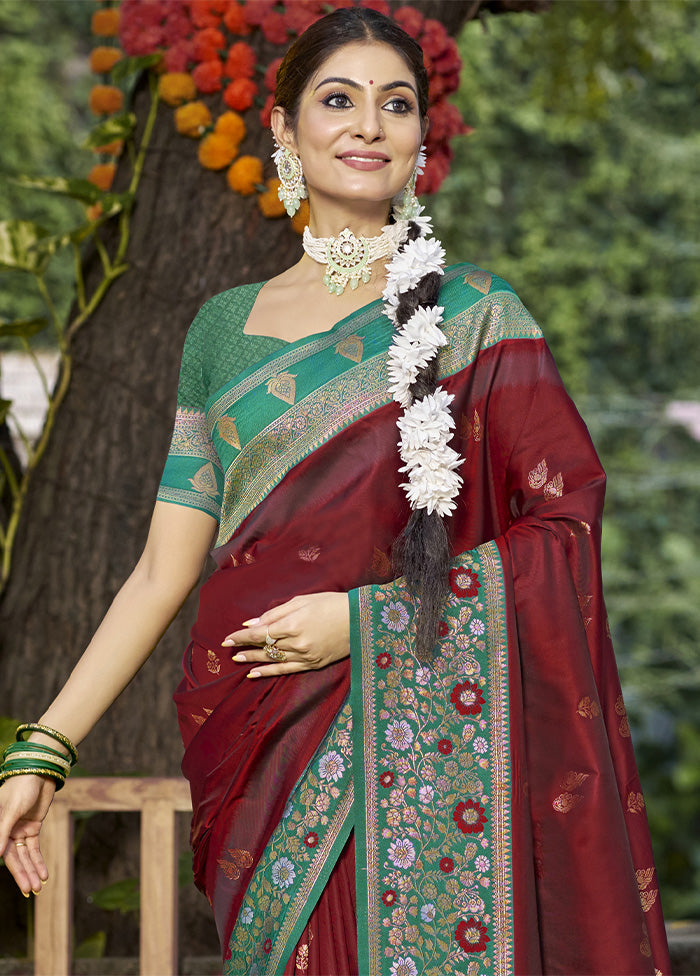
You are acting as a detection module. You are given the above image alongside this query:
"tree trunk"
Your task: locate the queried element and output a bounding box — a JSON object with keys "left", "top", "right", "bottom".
{"left": 0, "top": 0, "right": 546, "bottom": 956}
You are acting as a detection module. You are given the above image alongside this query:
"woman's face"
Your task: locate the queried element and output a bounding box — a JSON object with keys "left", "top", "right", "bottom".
{"left": 278, "top": 42, "right": 424, "bottom": 212}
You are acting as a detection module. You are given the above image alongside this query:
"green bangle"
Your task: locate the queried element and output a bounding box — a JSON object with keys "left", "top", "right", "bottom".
{"left": 3, "top": 742, "right": 72, "bottom": 770}
{"left": 16, "top": 724, "right": 78, "bottom": 766}
{"left": 0, "top": 767, "right": 65, "bottom": 790}
{"left": 2, "top": 757, "right": 69, "bottom": 776}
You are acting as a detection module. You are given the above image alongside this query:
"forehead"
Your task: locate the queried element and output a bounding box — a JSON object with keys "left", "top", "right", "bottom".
{"left": 306, "top": 41, "right": 415, "bottom": 91}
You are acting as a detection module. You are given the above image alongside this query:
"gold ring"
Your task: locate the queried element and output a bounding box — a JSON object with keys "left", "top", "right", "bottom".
{"left": 265, "top": 645, "right": 287, "bottom": 663}
{"left": 15, "top": 841, "right": 26, "bottom": 848}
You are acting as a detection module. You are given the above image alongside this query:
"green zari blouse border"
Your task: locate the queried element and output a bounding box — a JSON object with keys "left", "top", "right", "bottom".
{"left": 212, "top": 266, "right": 542, "bottom": 551}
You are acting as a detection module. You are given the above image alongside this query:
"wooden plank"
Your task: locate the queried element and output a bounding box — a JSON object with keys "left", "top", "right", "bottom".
{"left": 54, "top": 777, "right": 192, "bottom": 813}
{"left": 140, "top": 799, "right": 178, "bottom": 976}
{"left": 35, "top": 803, "right": 73, "bottom": 976}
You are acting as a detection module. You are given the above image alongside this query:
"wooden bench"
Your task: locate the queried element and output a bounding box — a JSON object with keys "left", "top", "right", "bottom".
{"left": 34, "top": 777, "right": 192, "bottom": 976}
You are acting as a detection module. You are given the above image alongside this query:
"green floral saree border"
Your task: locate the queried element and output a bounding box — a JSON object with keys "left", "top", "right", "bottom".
{"left": 224, "top": 700, "right": 353, "bottom": 976}
{"left": 350, "top": 541, "right": 514, "bottom": 976}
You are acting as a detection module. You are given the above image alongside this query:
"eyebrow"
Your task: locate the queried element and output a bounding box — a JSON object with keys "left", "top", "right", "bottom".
{"left": 314, "top": 76, "right": 417, "bottom": 97}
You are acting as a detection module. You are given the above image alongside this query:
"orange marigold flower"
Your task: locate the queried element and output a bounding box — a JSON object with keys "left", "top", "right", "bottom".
{"left": 190, "top": 0, "right": 227, "bottom": 30}
{"left": 259, "top": 93, "right": 274, "bottom": 129}
{"left": 192, "top": 27, "right": 225, "bottom": 63}
{"left": 290, "top": 198, "right": 310, "bottom": 235}
{"left": 89, "top": 46, "right": 121, "bottom": 74}
{"left": 158, "top": 72, "right": 197, "bottom": 106}
{"left": 224, "top": 41, "right": 256, "bottom": 80}
{"left": 257, "top": 178, "right": 286, "bottom": 218}
{"left": 91, "top": 8, "right": 120, "bottom": 37}
{"left": 226, "top": 155, "right": 263, "bottom": 195}
{"left": 87, "top": 162, "right": 116, "bottom": 192}
{"left": 214, "top": 111, "right": 246, "bottom": 145}
{"left": 192, "top": 59, "right": 223, "bottom": 94}
{"left": 223, "top": 78, "right": 257, "bottom": 112}
{"left": 89, "top": 84, "right": 124, "bottom": 116}
{"left": 198, "top": 133, "right": 238, "bottom": 170}
{"left": 223, "top": 1, "right": 251, "bottom": 36}
{"left": 175, "top": 101, "right": 212, "bottom": 137}
{"left": 92, "top": 139, "right": 124, "bottom": 156}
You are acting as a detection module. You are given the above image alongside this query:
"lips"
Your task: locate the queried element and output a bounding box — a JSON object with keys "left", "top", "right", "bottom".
{"left": 337, "top": 151, "right": 390, "bottom": 162}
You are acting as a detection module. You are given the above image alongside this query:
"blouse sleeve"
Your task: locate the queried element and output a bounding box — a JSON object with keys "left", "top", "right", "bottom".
{"left": 156, "top": 304, "right": 223, "bottom": 520}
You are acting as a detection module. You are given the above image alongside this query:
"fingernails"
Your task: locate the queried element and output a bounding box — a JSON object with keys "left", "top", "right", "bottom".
{"left": 247, "top": 671, "right": 261, "bottom": 678}
{"left": 21, "top": 891, "right": 30, "bottom": 899}
{"left": 221, "top": 638, "right": 235, "bottom": 647}
{"left": 232, "top": 654, "right": 246, "bottom": 662}
{"left": 41, "top": 879, "right": 48, "bottom": 886}
{"left": 242, "top": 618, "right": 260, "bottom": 626}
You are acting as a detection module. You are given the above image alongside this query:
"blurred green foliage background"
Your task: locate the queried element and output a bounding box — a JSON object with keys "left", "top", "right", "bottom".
{"left": 1, "top": 0, "right": 698, "bottom": 923}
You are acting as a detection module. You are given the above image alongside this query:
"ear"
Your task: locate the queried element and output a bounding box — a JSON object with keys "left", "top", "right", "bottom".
{"left": 421, "top": 115, "right": 429, "bottom": 141}
{"left": 271, "top": 106, "right": 298, "bottom": 154}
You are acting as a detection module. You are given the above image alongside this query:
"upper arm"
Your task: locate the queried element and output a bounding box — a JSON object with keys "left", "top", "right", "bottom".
{"left": 137, "top": 500, "right": 217, "bottom": 593}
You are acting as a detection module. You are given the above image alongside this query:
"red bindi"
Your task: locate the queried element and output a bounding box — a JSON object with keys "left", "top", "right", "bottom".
{"left": 369, "top": 79, "right": 373, "bottom": 85}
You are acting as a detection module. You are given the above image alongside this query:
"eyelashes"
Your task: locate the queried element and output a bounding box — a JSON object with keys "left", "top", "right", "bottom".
{"left": 320, "top": 91, "right": 415, "bottom": 114}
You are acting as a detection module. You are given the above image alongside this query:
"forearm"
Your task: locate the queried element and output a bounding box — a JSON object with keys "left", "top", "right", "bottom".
{"left": 34, "top": 564, "right": 194, "bottom": 749}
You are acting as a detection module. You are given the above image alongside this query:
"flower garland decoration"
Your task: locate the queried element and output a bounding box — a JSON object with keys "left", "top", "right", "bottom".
{"left": 383, "top": 201, "right": 464, "bottom": 517}
{"left": 97, "top": 0, "right": 472, "bottom": 229}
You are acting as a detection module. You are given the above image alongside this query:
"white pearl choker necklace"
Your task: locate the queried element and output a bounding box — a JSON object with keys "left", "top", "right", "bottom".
{"left": 302, "top": 221, "right": 409, "bottom": 295}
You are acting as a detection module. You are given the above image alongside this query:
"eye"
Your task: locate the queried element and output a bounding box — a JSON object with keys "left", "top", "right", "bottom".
{"left": 322, "top": 91, "right": 353, "bottom": 109}
{"left": 384, "top": 96, "right": 414, "bottom": 115}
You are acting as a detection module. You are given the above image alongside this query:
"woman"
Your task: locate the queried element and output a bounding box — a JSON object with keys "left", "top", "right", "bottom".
{"left": 0, "top": 8, "right": 671, "bottom": 975}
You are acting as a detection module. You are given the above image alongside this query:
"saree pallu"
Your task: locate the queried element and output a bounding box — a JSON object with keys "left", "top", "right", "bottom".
{"left": 172, "top": 264, "right": 670, "bottom": 975}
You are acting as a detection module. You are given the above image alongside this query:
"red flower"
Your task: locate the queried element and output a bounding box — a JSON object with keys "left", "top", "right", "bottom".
{"left": 360, "top": 0, "right": 392, "bottom": 15}
{"left": 224, "top": 78, "right": 257, "bottom": 112}
{"left": 162, "top": 9, "right": 192, "bottom": 47}
{"left": 456, "top": 917, "right": 490, "bottom": 954}
{"left": 439, "top": 857, "right": 454, "bottom": 873}
{"left": 449, "top": 566, "right": 480, "bottom": 600}
{"left": 224, "top": 41, "right": 256, "bottom": 80}
{"left": 428, "top": 99, "right": 468, "bottom": 142}
{"left": 417, "top": 149, "right": 452, "bottom": 195}
{"left": 223, "top": 2, "right": 251, "bottom": 36}
{"left": 438, "top": 739, "right": 453, "bottom": 755}
{"left": 192, "top": 27, "right": 225, "bottom": 63}
{"left": 379, "top": 771, "right": 394, "bottom": 788}
{"left": 263, "top": 938, "right": 272, "bottom": 954}
{"left": 243, "top": 0, "right": 276, "bottom": 27}
{"left": 393, "top": 6, "right": 424, "bottom": 38}
{"left": 453, "top": 800, "right": 488, "bottom": 834}
{"left": 304, "top": 832, "right": 319, "bottom": 848}
{"left": 451, "top": 682, "right": 485, "bottom": 717}
{"left": 259, "top": 93, "right": 275, "bottom": 129}
{"left": 193, "top": 59, "right": 223, "bottom": 93}
{"left": 420, "top": 18, "right": 449, "bottom": 59}
{"left": 163, "top": 42, "right": 191, "bottom": 74}
{"left": 190, "top": 0, "right": 223, "bottom": 30}
{"left": 382, "top": 888, "right": 397, "bottom": 906}
{"left": 438, "top": 621, "right": 449, "bottom": 638}
{"left": 376, "top": 652, "right": 392, "bottom": 670}
{"left": 264, "top": 57, "right": 283, "bottom": 93}
{"left": 284, "top": 2, "right": 324, "bottom": 35}
{"left": 261, "top": 11, "right": 289, "bottom": 45}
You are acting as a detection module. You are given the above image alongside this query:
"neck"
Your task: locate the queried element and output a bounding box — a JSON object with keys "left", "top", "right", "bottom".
{"left": 306, "top": 191, "right": 392, "bottom": 240}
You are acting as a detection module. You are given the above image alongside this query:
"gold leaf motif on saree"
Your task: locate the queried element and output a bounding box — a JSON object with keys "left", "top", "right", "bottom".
{"left": 206, "top": 649, "right": 220, "bottom": 674}
{"left": 544, "top": 472, "right": 564, "bottom": 498}
{"left": 464, "top": 269, "right": 492, "bottom": 294}
{"left": 335, "top": 334, "right": 364, "bottom": 363}
{"left": 640, "top": 888, "right": 659, "bottom": 913}
{"left": 528, "top": 458, "right": 548, "bottom": 490}
{"left": 560, "top": 771, "right": 589, "bottom": 791}
{"left": 266, "top": 372, "right": 298, "bottom": 404}
{"left": 217, "top": 415, "right": 241, "bottom": 450}
{"left": 552, "top": 792, "right": 583, "bottom": 813}
{"left": 636, "top": 867, "right": 655, "bottom": 890}
{"left": 577, "top": 696, "right": 601, "bottom": 719}
{"left": 188, "top": 461, "right": 219, "bottom": 497}
{"left": 627, "top": 791, "right": 646, "bottom": 814}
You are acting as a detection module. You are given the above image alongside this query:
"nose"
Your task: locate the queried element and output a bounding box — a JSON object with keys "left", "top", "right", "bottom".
{"left": 353, "top": 104, "right": 384, "bottom": 143}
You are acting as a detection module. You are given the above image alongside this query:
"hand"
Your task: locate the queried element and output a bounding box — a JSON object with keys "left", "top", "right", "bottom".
{"left": 222, "top": 592, "right": 350, "bottom": 678}
{"left": 0, "top": 774, "right": 57, "bottom": 895}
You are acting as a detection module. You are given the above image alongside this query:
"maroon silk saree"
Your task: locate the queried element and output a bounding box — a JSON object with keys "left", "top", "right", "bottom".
{"left": 167, "top": 265, "right": 670, "bottom": 975}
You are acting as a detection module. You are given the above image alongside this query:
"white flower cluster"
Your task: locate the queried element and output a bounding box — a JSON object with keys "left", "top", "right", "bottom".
{"left": 383, "top": 220, "right": 464, "bottom": 517}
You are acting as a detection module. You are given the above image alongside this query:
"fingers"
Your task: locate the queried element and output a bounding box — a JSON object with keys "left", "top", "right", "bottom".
{"left": 221, "top": 596, "right": 304, "bottom": 646}
{"left": 3, "top": 836, "right": 47, "bottom": 895}
{"left": 245, "top": 660, "right": 307, "bottom": 680}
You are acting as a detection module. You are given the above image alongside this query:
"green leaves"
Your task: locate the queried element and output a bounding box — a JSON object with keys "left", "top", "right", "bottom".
{"left": 0, "top": 315, "right": 48, "bottom": 339}
{"left": 83, "top": 112, "right": 137, "bottom": 150}
{"left": 0, "top": 219, "right": 50, "bottom": 274}
{"left": 110, "top": 53, "right": 160, "bottom": 82}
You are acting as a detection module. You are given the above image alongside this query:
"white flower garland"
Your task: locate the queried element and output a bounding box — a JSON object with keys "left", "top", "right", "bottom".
{"left": 383, "top": 215, "right": 464, "bottom": 518}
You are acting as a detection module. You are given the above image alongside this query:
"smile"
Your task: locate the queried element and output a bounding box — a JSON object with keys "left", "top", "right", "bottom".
{"left": 337, "top": 153, "right": 390, "bottom": 171}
